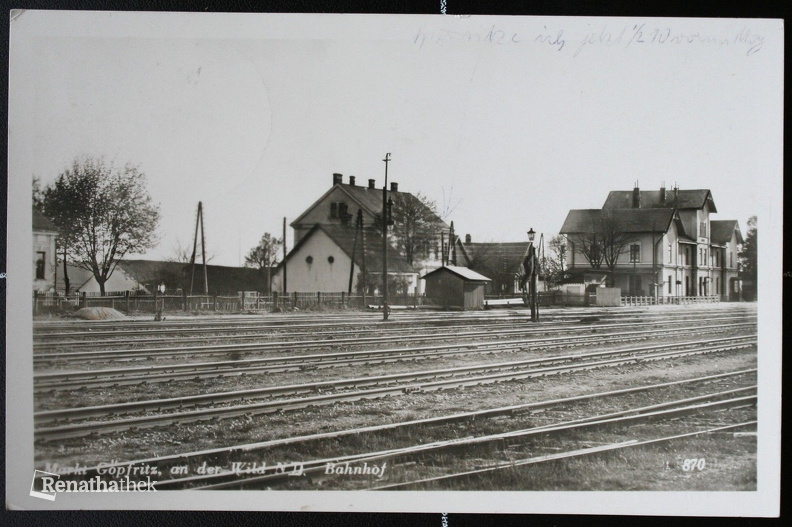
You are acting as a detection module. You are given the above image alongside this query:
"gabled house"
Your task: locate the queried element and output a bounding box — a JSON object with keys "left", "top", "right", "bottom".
{"left": 271, "top": 223, "right": 418, "bottom": 294}
{"left": 283, "top": 173, "right": 448, "bottom": 294}
{"left": 33, "top": 207, "right": 58, "bottom": 292}
{"left": 560, "top": 184, "right": 742, "bottom": 300}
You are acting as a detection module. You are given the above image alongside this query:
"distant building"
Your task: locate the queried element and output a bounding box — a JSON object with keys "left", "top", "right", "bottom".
{"left": 281, "top": 173, "right": 449, "bottom": 294}
{"left": 422, "top": 265, "right": 491, "bottom": 310}
{"left": 57, "top": 260, "right": 266, "bottom": 295}
{"left": 560, "top": 184, "right": 742, "bottom": 300}
{"left": 33, "top": 207, "right": 58, "bottom": 293}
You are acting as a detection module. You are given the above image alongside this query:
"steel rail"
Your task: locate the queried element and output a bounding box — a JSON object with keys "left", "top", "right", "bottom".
{"left": 34, "top": 337, "right": 756, "bottom": 440}
{"left": 33, "top": 319, "right": 757, "bottom": 366}
{"left": 33, "top": 305, "right": 757, "bottom": 337}
{"left": 56, "top": 369, "right": 755, "bottom": 484}
{"left": 33, "top": 322, "right": 756, "bottom": 391}
{"left": 33, "top": 313, "right": 757, "bottom": 352}
{"left": 187, "top": 394, "right": 757, "bottom": 490}
{"left": 372, "top": 420, "right": 757, "bottom": 490}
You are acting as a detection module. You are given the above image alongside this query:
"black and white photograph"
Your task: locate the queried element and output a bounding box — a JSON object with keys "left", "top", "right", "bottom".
{"left": 6, "top": 10, "right": 782, "bottom": 515}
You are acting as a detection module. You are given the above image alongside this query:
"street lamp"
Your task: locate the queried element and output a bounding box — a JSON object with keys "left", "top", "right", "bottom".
{"left": 527, "top": 228, "right": 539, "bottom": 322}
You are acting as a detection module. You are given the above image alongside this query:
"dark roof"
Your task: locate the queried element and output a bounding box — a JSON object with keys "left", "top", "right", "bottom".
{"left": 603, "top": 189, "right": 717, "bottom": 212}
{"left": 461, "top": 241, "right": 530, "bottom": 276}
{"left": 560, "top": 208, "right": 675, "bottom": 234}
{"left": 710, "top": 220, "right": 742, "bottom": 245}
{"left": 421, "top": 265, "right": 491, "bottom": 282}
{"left": 281, "top": 224, "right": 417, "bottom": 274}
{"left": 292, "top": 182, "right": 448, "bottom": 229}
{"left": 33, "top": 207, "right": 58, "bottom": 232}
{"left": 118, "top": 260, "right": 267, "bottom": 294}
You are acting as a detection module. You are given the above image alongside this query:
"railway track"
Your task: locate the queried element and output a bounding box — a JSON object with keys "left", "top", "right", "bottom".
{"left": 32, "top": 304, "right": 755, "bottom": 336}
{"left": 33, "top": 322, "right": 756, "bottom": 391}
{"left": 37, "top": 369, "right": 756, "bottom": 489}
{"left": 171, "top": 390, "right": 758, "bottom": 490}
{"left": 34, "top": 335, "right": 755, "bottom": 441}
{"left": 33, "top": 311, "right": 757, "bottom": 353}
{"left": 33, "top": 317, "right": 756, "bottom": 367}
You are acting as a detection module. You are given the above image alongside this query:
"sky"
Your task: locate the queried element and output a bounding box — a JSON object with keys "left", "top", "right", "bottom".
{"left": 10, "top": 12, "right": 784, "bottom": 267}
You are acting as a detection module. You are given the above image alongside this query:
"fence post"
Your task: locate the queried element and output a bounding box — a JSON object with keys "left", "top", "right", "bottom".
{"left": 317, "top": 291, "right": 321, "bottom": 306}
{"left": 33, "top": 291, "right": 38, "bottom": 316}
{"left": 273, "top": 291, "right": 278, "bottom": 311}
{"left": 293, "top": 291, "right": 297, "bottom": 309}
{"left": 81, "top": 291, "right": 87, "bottom": 308}
{"left": 182, "top": 290, "right": 187, "bottom": 311}
{"left": 213, "top": 295, "right": 217, "bottom": 311}
{"left": 153, "top": 289, "right": 158, "bottom": 313}
{"left": 125, "top": 290, "right": 130, "bottom": 312}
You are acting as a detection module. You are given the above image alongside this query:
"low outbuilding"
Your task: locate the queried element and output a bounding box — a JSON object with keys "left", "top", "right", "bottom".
{"left": 421, "top": 265, "right": 491, "bottom": 310}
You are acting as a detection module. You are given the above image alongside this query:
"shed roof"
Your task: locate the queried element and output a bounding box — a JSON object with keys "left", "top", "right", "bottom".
{"left": 33, "top": 207, "right": 58, "bottom": 232}
{"left": 421, "top": 265, "right": 492, "bottom": 282}
{"left": 603, "top": 189, "right": 717, "bottom": 212}
{"left": 710, "top": 220, "right": 743, "bottom": 245}
{"left": 560, "top": 208, "right": 675, "bottom": 234}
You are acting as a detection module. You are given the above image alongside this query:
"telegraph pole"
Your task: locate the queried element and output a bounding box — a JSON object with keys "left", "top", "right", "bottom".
{"left": 382, "top": 153, "right": 391, "bottom": 321}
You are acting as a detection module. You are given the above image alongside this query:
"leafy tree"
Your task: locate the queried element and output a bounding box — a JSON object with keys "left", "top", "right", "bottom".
{"left": 542, "top": 235, "right": 568, "bottom": 287}
{"left": 39, "top": 157, "right": 160, "bottom": 295}
{"left": 739, "top": 216, "right": 757, "bottom": 300}
{"left": 374, "top": 192, "right": 443, "bottom": 266}
{"left": 245, "top": 232, "right": 282, "bottom": 293}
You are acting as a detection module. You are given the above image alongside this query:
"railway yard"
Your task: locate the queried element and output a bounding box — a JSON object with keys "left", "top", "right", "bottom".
{"left": 33, "top": 302, "right": 758, "bottom": 491}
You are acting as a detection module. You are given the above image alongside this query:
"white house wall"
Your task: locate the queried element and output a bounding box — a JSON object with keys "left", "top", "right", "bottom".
{"left": 33, "top": 231, "right": 57, "bottom": 292}
{"left": 272, "top": 229, "right": 356, "bottom": 293}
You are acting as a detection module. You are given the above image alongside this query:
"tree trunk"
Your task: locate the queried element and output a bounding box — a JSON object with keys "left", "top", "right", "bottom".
{"left": 97, "top": 277, "right": 106, "bottom": 296}
{"left": 266, "top": 265, "right": 272, "bottom": 294}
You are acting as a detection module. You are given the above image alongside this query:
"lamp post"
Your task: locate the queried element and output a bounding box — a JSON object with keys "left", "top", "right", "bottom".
{"left": 527, "top": 228, "right": 539, "bottom": 322}
{"left": 382, "top": 153, "right": 392, "bottom": 321}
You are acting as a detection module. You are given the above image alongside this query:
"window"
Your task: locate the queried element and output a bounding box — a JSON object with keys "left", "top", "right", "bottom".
{"left": 668, "top": 242, "right": 672, "bottom": 263}
{"left": 730, "top": 251, "right": 733, "bottom": 268}
{"left": 629, "top": 244, "right": 640, "bottom": 263}
{"left": 699, "top": 221, "right": 707, "bottom": 237}
{"left": 330, "top": 202, "right": 338, "bottom": 219}
{"left": 35, "top": 251, "right": 46, "bottom": 280}
{"left": 668, "top": 277, "right": 672, "bottom": 294}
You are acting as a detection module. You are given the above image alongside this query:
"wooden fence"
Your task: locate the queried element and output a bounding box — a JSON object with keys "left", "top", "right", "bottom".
{"left": 33, "top": 291, "right": 428, "bottom": 315}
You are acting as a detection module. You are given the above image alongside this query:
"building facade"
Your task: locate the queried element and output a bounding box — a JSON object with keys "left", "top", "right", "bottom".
{"left": 281, "top": 173, "right": 448, "bottom": 294}
{"left": 560, "top": 185, "right": 742, "bottom": 301}
{"left": 33, "top": 208, "right": 58, "bottom": 293}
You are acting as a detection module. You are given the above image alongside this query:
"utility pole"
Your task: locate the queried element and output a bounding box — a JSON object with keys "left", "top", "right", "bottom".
{"left": 282, "top": 217, "right": 287, "bottom": 294}
{"left": 190, "top": 201, "right": 209, "bottom": 294}
{"left": 382, "top": 153, "right": 392, "bottom": 321}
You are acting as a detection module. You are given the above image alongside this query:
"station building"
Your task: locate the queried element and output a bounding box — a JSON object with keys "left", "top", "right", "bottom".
{"left": 560, "top": 184, "right": 742, "bottom": 301}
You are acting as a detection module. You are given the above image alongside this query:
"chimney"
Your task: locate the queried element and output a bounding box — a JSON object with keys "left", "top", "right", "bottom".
{"left": 660, "top": 182, "right": 666, "bottom": 205}
{"left": 632, "top": 181, "right": 640, "bottom": 208}
{"left": 674, "top": 183, "right": 679, "bottom": 201}
{"left": 390, "top": 182, "right": 398, "bottom": 192}
{"left": 349, "top": 175, "right": 356, "bottom": 186}
{"left": 333, "top": 173, "right": 343, "bottom": 185}
{"left": 465, "top": 234, "right": 471, "bottom": 244}
{"left": 368, "top": 179, "right": 376, "bottom": 189}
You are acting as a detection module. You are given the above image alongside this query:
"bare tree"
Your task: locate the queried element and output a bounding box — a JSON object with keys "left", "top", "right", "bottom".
{"left": 245, "top": 232, "right": 282, "bottom": 293}
{"left": 40, "top": 157, "right": 160, "bottom": 295}
{"left": 569, "top": 211, "right": 636, "bottom": 286}
{"left": 374, "top": 192, "right": 443, "bottom": 266}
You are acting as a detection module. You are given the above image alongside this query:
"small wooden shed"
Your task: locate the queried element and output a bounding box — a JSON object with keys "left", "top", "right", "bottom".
{"left": 422, "top": 266, "right": 492, "bottom": 310}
